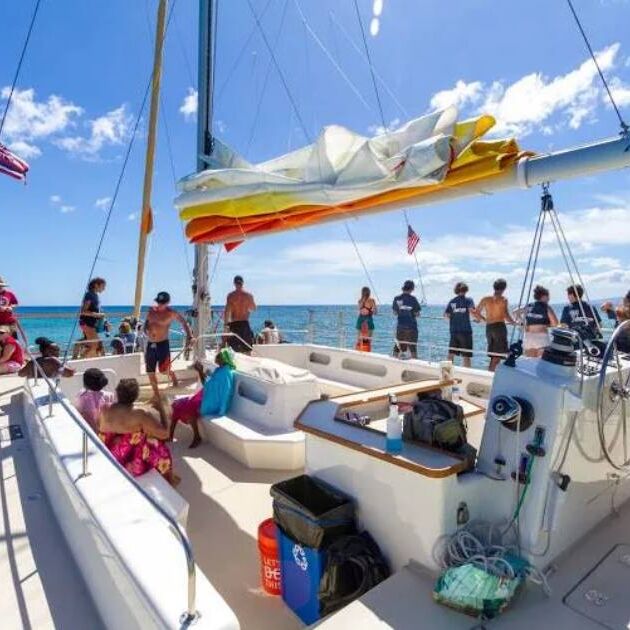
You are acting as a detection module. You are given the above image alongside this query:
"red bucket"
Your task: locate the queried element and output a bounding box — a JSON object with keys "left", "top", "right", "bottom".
{"left": 258, "top": 518, "right": 281, "bottom": 596}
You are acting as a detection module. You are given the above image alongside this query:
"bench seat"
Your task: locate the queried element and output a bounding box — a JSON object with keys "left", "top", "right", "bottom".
{"left": 200, "top": 414, "right": 304, "bottom": 470}
{"left": 135, "top": 469, "right": 190, "bottom": 528}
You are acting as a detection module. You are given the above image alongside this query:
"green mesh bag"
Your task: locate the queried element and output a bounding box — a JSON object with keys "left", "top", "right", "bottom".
{"left": 433, "top": 563, "right": 522, "bottom": 619}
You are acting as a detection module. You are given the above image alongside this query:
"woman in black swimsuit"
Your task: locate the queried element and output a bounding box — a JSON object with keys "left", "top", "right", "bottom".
{"left": 356, "top": 287, "right": 377, "bottom": 349}
{"left": 514, "top": 285, "right": 558, "bottom": 358}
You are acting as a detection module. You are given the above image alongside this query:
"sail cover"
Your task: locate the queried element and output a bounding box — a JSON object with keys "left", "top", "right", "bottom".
{"left": 175, "top": 106, "right": 529, "bottom": 246}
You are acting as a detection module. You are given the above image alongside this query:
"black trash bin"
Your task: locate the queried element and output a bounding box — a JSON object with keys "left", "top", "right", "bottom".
{"left": 270, "top": 474, "right": 355, "bottom": 549}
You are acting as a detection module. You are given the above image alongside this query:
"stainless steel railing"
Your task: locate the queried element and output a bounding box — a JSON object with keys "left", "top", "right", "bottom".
{"left": 16, "top": 323, "right": 199, "bottom": 624}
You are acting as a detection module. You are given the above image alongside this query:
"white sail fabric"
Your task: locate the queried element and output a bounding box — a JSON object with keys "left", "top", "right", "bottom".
{"left": 176, "top": 107, "right": 461, "bottom": 216}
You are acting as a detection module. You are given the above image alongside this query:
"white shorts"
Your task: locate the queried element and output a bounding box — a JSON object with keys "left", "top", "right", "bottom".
{"left": 523, "top": 331, "right": 549, "bottom": 351}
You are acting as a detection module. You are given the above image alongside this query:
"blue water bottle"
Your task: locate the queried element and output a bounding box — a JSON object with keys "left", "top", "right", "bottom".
{"left": 386, "top": 393, "right": 402, "bottom": 454}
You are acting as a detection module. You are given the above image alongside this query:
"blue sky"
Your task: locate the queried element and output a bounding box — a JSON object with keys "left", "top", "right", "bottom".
{"left": 1, "top": 0, "right": 630, "bottom": 307}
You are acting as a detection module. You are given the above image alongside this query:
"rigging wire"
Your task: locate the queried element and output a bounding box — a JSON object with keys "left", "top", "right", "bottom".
{"left": 293, "top": 0, "right": 373, "bottom": 112}
{"left": 565, "top": 0, "right": 628, "bottom": 134}
{"left": 351, "top": 0, "right": 426, "bottom": 303}
{"left": 62, "top": 0, "right": 180, "bottom": 360}
{"left": 215, "top": 0, "right": 274, "bottom": 103}
{"left": 245, "top": 0, "right": 290, "bottom": 155}
{"left": 246, "top": 0, "right": 311, "bottom": 143}
{"left": 328, "top": 10, "right": 409, "bottom": 119}
{"left": 0, "top": 0, "right": 43, "bottom": 139}
{"left": 344, "top": 223, "right": 381, "bottom": 305}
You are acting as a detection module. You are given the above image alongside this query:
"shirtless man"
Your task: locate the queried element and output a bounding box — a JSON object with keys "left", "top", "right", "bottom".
{"left": 144, "top": 291, "right": 193, "bottom": 399}
{"left": 476, "top": 279, "right": 515, "bottom": 371}
{"left": 224, "top": 275, "right": 256, "bottom": 354}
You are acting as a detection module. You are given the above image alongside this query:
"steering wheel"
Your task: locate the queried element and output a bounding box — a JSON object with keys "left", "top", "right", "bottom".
{"left": 596, "top": 320, "right": 630, "bottom": 470}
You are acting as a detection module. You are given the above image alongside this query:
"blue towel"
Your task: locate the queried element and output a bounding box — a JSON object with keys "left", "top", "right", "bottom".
{"left": 200, "top": 365, "right": 235, "bottom": 416}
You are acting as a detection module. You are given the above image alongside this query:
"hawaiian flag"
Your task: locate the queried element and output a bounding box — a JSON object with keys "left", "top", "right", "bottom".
{"left": 407, "top": 224, "right": 420, "bottom": 255}
{"left": 0, "top": 143, "right": 29, "bottom": 182}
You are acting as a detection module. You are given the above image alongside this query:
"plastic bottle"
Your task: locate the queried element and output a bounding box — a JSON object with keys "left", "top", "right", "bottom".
{"left": 452, "top": 381, "right": 461, "bottom": 404}
{"left": 386, "top": 393, "right": 402, "bottom": 454}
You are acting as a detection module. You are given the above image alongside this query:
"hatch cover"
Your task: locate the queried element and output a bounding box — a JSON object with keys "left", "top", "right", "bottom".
{"left": 564, "top": 544, "right": 630, "bottom": 629}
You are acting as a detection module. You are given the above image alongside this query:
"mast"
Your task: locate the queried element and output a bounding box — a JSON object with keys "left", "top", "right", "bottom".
{"left": 192, "top": 0, "right": 215, "bottom": 359}
{"left": 133, "top": 0, "right": 168, "bottom": 319}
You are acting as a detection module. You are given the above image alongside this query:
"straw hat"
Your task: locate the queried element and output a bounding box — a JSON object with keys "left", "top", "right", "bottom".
{"left": 0, "top": 277, "right": 8, "bottom": 288}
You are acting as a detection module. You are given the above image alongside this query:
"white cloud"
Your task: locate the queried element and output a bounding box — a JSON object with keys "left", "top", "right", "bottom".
{"left": 609, "top": 76, "right": 630, "bottom": 106}
{"left": 127, "top": 212, "right": 138, "bottom": 221}
{"left": 431, "top": 43, "right": 624, "bottom": 137}
{"left": 50, "top": 194, "right": 75, "bottom": 214}
{"left": 56, "top": 105, "right": 132, "bottom": 159}
{"left": 0, "top": 87, "right": 83, "bottom": 158}
{"left": 370, "top": 18, "right": 380, "bottom": 37}
{"left": 94, "top": 196, "right": 112, "bottom": 210}
{"left": 430, "top": 80, "right": 484, "bottom": 111}
{"left": 580, "top": 256, "right": 621, "bottom": 269}
{"left": 179, "top": 88, "right": 198, "bottom": 121}
{"left": 373, "top": 0, "right": 384, "bottom": 17}
{"left": 368, "top": 117, "right": 400, "bottom": 135}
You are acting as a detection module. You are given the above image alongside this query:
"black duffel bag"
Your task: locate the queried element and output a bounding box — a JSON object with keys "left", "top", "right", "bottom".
{"left": 403, "top": 393, "right": 476, "bottom": 469}
{"left": 319, "top": 532, "right": 390, "bottom": 617}
{"left": 271, "top": 475, "right": 356, "bottom": 549}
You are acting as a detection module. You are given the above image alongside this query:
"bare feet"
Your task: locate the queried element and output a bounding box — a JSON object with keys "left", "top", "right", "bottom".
{"left": 170, "top": 473, "right": 181, "bottom": 487}
{"left": 189, "top": 435, "right": 201, "bottom": 449}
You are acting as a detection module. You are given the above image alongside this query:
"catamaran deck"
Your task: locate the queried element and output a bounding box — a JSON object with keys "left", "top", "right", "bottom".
{"left": 170, "top": 427, "right": 302, "bottom": 630}
{"left": 0, "top": 376, "right": 103, "bottom": 630}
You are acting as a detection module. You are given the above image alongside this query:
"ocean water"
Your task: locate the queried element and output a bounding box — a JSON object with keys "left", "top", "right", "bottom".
{"left": 15, "top": 303, "right": 615, "bottom": 370}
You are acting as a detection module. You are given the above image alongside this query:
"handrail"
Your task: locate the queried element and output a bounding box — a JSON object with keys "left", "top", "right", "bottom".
{"left": 16, "top": 323, "right": 199, "bottom": 624}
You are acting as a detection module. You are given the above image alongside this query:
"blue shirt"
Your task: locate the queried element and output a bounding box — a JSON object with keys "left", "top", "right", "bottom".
{"left": 560, "top": 301, "right": 601, "bottom": 339}
{"left": 445, "top": 295, "right": 475, "bottom": 334}
{"left": 79, "top": 290, "right": 100, "bottom": 328}
{"left": 525, "top": 301, "right": 551, "bottom": 326}
{"left": 393, "top": 293, "right": 421, "bottom": 330}
{"left": 200, "top": 365, "right": 235, "bottom": 416}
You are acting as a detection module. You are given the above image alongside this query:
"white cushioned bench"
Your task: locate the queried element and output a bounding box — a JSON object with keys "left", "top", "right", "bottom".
{"left": 200, "top": 415, "right": 304, "bottom": 470}
{"left": 135, "top": 469, "right": 189, "bottom": 528}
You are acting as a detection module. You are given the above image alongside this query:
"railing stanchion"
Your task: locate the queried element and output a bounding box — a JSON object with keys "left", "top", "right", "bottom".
{"left": 81, "top": 432, "right": 90, "bottom": 478}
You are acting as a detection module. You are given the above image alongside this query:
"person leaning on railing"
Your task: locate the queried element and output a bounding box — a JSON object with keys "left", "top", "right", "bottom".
{"left": 0, "top": 276, "right": 19, "bottom": 338}
{"left": 19, "top": 336, "right": 75, "bottom": 379}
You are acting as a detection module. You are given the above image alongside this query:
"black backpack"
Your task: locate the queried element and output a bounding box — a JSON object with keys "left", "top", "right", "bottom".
{"left": 319, "top": 532, "right": 390, "bottom": 617}
{"left": 403, "top": 393, "right": 470, "bottom": 453}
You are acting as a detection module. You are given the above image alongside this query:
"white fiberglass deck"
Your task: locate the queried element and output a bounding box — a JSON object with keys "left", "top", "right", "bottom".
{"left": 170, "top": 425, "right": 302, "bottom": 630}
{"left": 0, "top": 376, "right": 103, "bottom": 630}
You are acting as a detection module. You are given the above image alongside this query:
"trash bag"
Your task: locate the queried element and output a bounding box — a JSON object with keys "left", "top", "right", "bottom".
{"left": 433, "top": 563, "right": 522, "bottom": 619}
{"left": 319, "top": 532, "right": 390, "bottom": 617}
{"left": 271, "top": 475, "right": 355, "bottom": 549}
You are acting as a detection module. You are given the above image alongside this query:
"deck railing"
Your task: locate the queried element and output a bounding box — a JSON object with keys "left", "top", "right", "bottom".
{"left": 15, "top": 323, "right": 199, "bottom": 625}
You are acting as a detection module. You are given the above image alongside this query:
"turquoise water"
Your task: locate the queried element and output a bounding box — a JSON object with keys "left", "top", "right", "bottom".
{"left": 15, "top": 304, "right": 615, "bottom": 369}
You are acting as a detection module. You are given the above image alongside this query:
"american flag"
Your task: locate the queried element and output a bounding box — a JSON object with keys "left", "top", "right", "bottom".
{"left": 407, "top": 224, "right": 420, "bottom": 255}
{"left": 0, "top": 143, "right": 29, "bottom": 182}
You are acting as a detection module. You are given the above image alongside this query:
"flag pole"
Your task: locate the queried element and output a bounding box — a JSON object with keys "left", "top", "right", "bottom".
{"left": 132, "top": 0, "right": 167, "bottom": 319}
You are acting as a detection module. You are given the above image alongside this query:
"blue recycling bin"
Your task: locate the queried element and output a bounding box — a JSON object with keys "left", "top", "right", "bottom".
{"left": 277, "top": 528, "right": 326, "bottom": 625}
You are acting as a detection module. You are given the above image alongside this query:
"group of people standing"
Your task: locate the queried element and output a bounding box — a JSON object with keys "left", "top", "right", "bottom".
{"left": 354, "top": 278, "right": 629, "bottom": 371}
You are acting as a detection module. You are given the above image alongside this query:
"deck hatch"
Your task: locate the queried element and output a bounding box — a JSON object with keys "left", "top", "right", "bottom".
{"left": 564, "top": 543, "right": 630, "bottom": 629}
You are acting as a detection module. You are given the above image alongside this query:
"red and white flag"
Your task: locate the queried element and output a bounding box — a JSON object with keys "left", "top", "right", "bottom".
{"left": 407, "top": 224, "right": 420, "bottom": 255}
{"left": 0, "top": 143, "right": 29, "bottom": 182}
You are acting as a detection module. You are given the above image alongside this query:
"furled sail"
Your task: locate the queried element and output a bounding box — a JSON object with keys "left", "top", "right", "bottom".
{"left": 175, "top": 106, "right": 530, "bottom": 246}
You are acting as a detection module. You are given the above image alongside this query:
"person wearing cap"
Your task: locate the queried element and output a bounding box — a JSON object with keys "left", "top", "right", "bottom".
{"left": 144, "top": 291, "right": 193, "bottom": 399}
{"left": 170, "top": 349, "right": 236, "bottom": 448}
{"left": 392, "top": 280, "right": 421, "bottom": 358}
{"left": 0, "top": 276, "right": 19, "bottom": 337}
{"left": 0, "top": 325, "right": 25, "bottom": 374}
{"left": 225, "top": 275, "right": 256, "bottom": 355}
